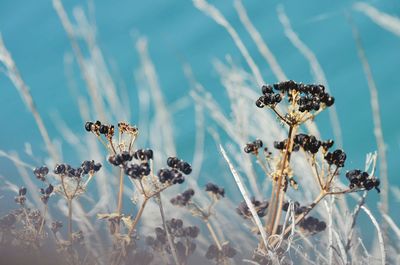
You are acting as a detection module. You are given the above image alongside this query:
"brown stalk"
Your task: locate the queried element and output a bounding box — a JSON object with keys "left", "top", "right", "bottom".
{"left": 270, "top": 191, "right": 327, "bottom": 247}
{"left": 67, "top": 199, "right": 73, "bottom": 242}
{"left": 156, "top": 194, "right": 180, "bottom": 265}
{"left": 116, "top": 168, "right": 124, "bottom": 228}
{"left": 127, "top": 197, "right": 149, "bottom": 237}
{"left": 267, "top": 124, "right": 298, "bottom": 236}
{"left": 205, "top": 220, "right": 222, "bottom": 250}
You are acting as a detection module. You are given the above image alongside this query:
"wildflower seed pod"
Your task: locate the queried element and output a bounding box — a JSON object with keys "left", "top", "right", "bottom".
{"left": 19, "top": 186, "right": 27, "bottom": 196}
{"left": 133, "top": 149, "right": 153, "bottom": 161}
{"left": 54, "top": 163, "right": 66, "bottom": 174}
{"left": 205, "top": 182, "right": 225, "bottom": 197}
{"left": 93, "top": 162, "right": 102, "bottom": 172}
{"left": 158, "top": 168, "right": 172, "bottom": 183}
{"left": 167, "top": 156, "right": 180, "bottom": 168}
{"left": 45, "top": 184, "right": 54, "bottom": 195}
{"left": 121, "top": 151, "right": 132, "bottom": 162}
{"left": 178, "top": 160, "right": 192, "bottom": 175}
{"left": 273, "top": 140, "right": 286, "bottom": 150}
{"left": 84, "top": 121, "right": 93, "bottom": 132}
{"left": 99, "top": 124, "right": 109, "bottom": 134}
{"left": 222, "top": 244, "right": 237, "bottom": 258}
{"left": 206, "top": 245, "right": 219, "bottom": 259}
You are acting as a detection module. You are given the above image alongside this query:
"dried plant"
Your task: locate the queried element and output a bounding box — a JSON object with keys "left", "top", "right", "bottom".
{"left": 1, "top": 1, "right": 398, "bottom": 264}
{"left": 221, "top": 80, "right": 381, "bottom": 264}
{"left": 170, "top": 183, "right": 237, "bottom": 264}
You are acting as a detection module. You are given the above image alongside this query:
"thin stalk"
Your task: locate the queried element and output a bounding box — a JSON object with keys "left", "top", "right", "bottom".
{"left": 256, "top": 154, "right": 270, "bottom": 178}
{"left": 37, "top": 205, "right": 48, "bottom": 238}
{"left": 267, "top": 125, "right": 298, "bottom": 235}
{"left": 157, "top": 194, "right": 180, "bottom": 265}
{"left": 128, "top": 197, "right": 149, "bottom": 237}
{"left": 271, "top": 192, "right": 326, "bottom": 247}
{"left": 68, "top": 199, "right": 73, "bottom": 242}
{"left": 345, "top": 191, "right": 367, "bottom": 262}
{"left": 205, "top": 220, "right": 222, "bottom": 250}
{"left": 117, "top": 168, "right": 124, "bottom": 216}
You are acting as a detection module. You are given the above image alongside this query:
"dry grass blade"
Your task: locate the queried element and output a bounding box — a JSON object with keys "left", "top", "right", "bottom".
{"left": 234, "top": 0, "right": 287, "bottom": 82}
{"left": 0, "top": 34, "right": 59, "bottom": 163}
{"left": 219, "top": 145, "right": 269, "bottom": 252}
{"left": 193, "top": 0, "right": 264, "bottom": 86}
{"left": 349, "top": 17, "right": 389, "bottom": 215}
{"left": 136, "top": 37, "right": 176, "bottom": 157}
{"left": 354, "top": 2, "right": 400, "bottom": 37}
{"left": 382, "top": 214, "right": 400, "bottom": 240}
{"left": 276, "top": 5, "right": 343, "bottom": 148}
{"left": 361, "top": 205, "right": 386, "bottom": 265}
{"left": 52, "top": 0, "right": 107, "bottom": 121}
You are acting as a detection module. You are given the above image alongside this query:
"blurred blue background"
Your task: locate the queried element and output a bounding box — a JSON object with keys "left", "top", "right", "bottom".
{"left": 0, "top": 0, "right": 399, "bottom": 222}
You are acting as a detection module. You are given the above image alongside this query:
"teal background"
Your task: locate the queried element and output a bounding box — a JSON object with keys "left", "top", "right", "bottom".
{"left": 0, "top": 0, "right": 399, "bottom": 229}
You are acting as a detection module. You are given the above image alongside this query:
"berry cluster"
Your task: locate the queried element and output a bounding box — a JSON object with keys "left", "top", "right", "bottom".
{"left": 294, "top": 134, "right": 321, "bottom": 154}
{"left": 157, "top": 157, "right": 192, "bottom": 184}
{"left": 33, "top": 166, "right": 49, "bottom": 181}
{"left": 244, "top": 139, "right": 263, "bottom": 154}
{"left": 157, "top": 168, "right": 184, "bottom": 184}
{"left": 205, "top": 243, "right": 237, "bottom": 262}
{"left": 166, "top": 218, "right": 200, "bottom": 238}
{"left": 133, "top": 149, "right": 153, "bottom": 161}
{"left": 39, "top": 184, "right": 54, "bottom": 204}
{"left": 273, "top": 139, "right": 288, "bottom": 150}
{"left": 167, "top": 157, "right": 192, "bottom": 175}
{"left": 124, "top": 162, "right": 150, "bottom": 179}
{"left": 205, "top": 182, "right": 225, "bottom": 198}
{"left": 85, "top": 120, "right": 115, "bottom": 137}
{"left": 170, "top": 189, "right": 195, "bottom": 206}
{"left": 325, "top": 149, "right": 347, "bottom": 168}
{"left": 108, "top": 151, "right": 133, "bottom": 166}
{"left": 81, "top": 160, "right": 102, "bottom": 174}
{"left": 108, "top": 149, "right": 153, "bottom": 179}
{"left": 296, "top": 85, "right": 334, "bottom": 112}
{"left": 282, "top": 201, "right": 326, "bottom": 234}
{"left": 273, "top": 134, "right": 334, "bottom": 155}
{"left": 236, "top": 197, "right": 269, "bottom": 219}
{"left": 282, "top": 201, "right": 307, "bottom": 215}
{"left": 14, "top": 186, "right": 27, "bottom": 205}
{"left": 146, "top": 219, "right": 198, "bottom": 263}
{"left": 256, "top": 84, "right": 282, "bottom": 108}
{"left": 256, "top": 81, "right": 335, "bottom": 112}
{"left": 53, "top": 161, "right": 101, "bottom": 177}
{"left": 299, "top": 216, "right": 327, "bottom": 234}
{"left": 346, "top": 169, "right": 380, "bottom": 192}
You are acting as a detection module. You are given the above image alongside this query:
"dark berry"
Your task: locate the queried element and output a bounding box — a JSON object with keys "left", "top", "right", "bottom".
{"left": 99, "top": 124, "right": 109, "bottom": 134}
{"left": 54, "top": 164, "right": 66, "bottom": 174}
{"left": 325, "top": 96, "right": 335, "bottom": 106}
{"left": 85, "top": 122, "right": 93, "bottom": 132}
{"left": 45, "top": 184, "right": 54, "bottom": 195}
{"left": 19, "top": 187, "right": 27, "bottom": 196}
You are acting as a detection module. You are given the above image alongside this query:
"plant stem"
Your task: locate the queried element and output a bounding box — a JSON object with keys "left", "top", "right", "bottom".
{"left": 271, "top": 191, "right": 326, "bottom": 247}
{"left": 157, "top": 194, "right": 180, "bottom": 265}
{"left": 205, "top": 220, "right": 222, "bottom": 250}
{"left": 68, "top": 198, "right": 72, "bottom": 242}
{"left": 267, "top": 124, "right": 297, "bottom": 235}
{"left": 128, "top": 197, "right": 149, "bottom": 237}
{"left": 116, "top": 168, "right": 124, "bottom": 231}
{"left": 37, "top": 205, "right": 47, "bottom": 239}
